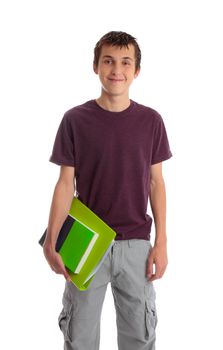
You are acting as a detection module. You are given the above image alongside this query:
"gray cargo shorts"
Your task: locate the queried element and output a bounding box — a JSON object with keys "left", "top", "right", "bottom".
{"left": 58, "top": 239, "right": 158, "bottom": 350}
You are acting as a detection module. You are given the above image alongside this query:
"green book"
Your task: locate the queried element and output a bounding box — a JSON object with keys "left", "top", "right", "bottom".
{"left": 39, "top": 196, "right": 117, "bottom": 291}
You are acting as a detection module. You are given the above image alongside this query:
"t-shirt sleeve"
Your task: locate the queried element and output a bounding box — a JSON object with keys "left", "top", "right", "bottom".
{"left": 151, "top": 114, "right": 173, "bottom": 165}
{"left": 49, "top": 113, "right": 76, "bottom": 167}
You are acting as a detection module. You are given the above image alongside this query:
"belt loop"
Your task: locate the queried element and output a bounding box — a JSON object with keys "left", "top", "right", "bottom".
{"left": 128, "top": 239, "right": 131, "bottom": 248}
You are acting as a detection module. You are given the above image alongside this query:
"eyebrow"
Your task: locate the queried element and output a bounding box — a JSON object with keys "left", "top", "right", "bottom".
{"left": 102, "top": 55, "right": 134, "bottom": 61}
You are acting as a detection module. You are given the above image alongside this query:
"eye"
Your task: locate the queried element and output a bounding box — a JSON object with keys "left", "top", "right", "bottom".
{"left": 104, "top": 59, "right": 113, "bottom": 64}
{"left": 122, "top": 60, "right": 131, "bottom": 66}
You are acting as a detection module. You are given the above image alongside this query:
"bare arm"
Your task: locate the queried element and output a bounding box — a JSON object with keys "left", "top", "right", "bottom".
{"left": 149, "top": 162, "right": 167, "bottom": 245}
{"left": 147, "top": 162, "right": 168, "bottom": 281}
{"left": 43, "top": 165, "right": 75, "bottom": 282}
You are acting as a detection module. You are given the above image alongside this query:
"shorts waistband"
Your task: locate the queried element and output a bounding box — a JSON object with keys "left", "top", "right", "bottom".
{"left": 114, "top": 239, "right": 151, "bottom": 248}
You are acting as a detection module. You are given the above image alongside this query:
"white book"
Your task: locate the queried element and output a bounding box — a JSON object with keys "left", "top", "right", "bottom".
{"left": 74, "top": 231, "right": 99, "bottom": 273}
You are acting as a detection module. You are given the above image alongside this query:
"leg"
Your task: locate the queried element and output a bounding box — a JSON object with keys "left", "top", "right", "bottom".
{"left": 111, "top": 239, "right": 158, "bottom": 350}
{"left": 58, "top": 249, "right": 111, "bottom": 350}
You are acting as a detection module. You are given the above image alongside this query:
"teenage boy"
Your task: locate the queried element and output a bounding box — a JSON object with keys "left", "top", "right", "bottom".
{"left": 43, "top": 31, "right": 173, "bottom": 350}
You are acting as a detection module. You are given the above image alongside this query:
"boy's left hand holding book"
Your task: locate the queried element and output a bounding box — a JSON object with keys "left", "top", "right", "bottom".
{"left": 43, "top": 242, "right": 72, "bottom": 282}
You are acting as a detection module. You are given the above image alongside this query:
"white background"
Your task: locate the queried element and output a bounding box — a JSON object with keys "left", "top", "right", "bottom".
{"left": 1, "top": 0, "right": 223, "bottom": 349}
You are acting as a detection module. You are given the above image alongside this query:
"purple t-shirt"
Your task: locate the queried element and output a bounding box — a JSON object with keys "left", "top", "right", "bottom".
{"left": 49, "top": 99, "right": 173, "bottom": 241}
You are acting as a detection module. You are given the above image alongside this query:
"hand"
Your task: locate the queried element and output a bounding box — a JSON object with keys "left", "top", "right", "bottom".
{"left": 43, "top": 243, "right": 72, "bottom": 282}
{"left": 146, "top": 242, "right": 168, "bottom": 282}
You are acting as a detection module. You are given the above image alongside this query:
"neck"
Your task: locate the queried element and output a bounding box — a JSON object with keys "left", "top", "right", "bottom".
{"left": 96, "top": 92, "right": 130, "bottom": 112}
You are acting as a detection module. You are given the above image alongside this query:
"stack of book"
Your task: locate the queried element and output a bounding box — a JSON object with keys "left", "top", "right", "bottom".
{"left": 39, "top": 196, "right": 117, "bottom": 291}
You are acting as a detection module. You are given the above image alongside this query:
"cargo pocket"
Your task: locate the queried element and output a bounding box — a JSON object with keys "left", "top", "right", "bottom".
{"left": 58, "top": 300, "right": 73, "bottom": 342}
{"left": 145, "top": 299, "right": 158, "bottom": 341}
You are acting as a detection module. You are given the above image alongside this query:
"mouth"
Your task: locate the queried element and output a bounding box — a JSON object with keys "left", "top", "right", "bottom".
{"left": 108, "top": 78, "right": 125, "bottom": 82}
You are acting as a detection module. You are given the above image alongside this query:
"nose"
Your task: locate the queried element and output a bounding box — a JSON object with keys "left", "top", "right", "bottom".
{"left": 111, "top": 62, "right": 122, "bottom": 75}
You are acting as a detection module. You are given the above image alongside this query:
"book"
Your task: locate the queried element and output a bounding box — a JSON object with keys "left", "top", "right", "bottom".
{"left": 39, "top": 196, "right": 117, "bottom": 290}
{"left": 40, "top": 217, "right": 99, "bottom": 274}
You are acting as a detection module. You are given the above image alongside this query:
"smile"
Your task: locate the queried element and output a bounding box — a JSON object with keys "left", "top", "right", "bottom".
{"left": 108, "top": 79, "right": 124, "bottom": 82}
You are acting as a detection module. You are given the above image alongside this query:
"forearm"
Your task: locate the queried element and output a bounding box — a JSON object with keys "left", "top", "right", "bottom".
{"left": 44, "top": 180, "right": 75, "bottom": 249}
{"left": 149, "top": 178, "right": 167, "bottom": 245}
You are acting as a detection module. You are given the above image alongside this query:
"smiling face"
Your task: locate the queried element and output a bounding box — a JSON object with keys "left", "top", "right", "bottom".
{"left": 93, "top": 44, "right": 140, "bottom": 99}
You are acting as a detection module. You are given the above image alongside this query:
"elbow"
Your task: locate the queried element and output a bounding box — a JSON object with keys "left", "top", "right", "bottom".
{"left": 150, "top": 176, "right": 165, "bottom": 188}
{"left": 56, "top": 178, "right": 75, "bottom": 193}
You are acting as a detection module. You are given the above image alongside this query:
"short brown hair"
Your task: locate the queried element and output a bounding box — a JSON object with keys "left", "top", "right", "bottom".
{"left": 93, "top": 31, "right": 141, "bottom": 72}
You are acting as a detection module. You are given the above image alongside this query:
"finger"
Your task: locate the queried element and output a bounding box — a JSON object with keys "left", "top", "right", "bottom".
{"left": 54, "top": 256, "right": 66, "bottom": 273}
{"left": 51, "top": 255, "right": 71, "bottom": 282}
{"left": 150, "top": 267, "right": 166, "bottom": 281}
{"left": 64, "top": 275, "right": 72, "bottom": 282}
{"left": 149, "top": 275, "right": 157, "bottom": 282}
{"left": 159, "top": 267, "right": 167, "bottom": 278}
{"left": 148, "top": 263, "right": 160, "bottom": 281}
{"left": 147, "top": 257, "right": 154, "bottom": 279}
{"left": 53, "top": 267, "right": 70, "bottom": 282}
{"left": 50, "top": 265, "right": 57, "bottom": 273}
{"left": 63, "top": 269, "right": 72, "bottom": 282}
{"left": 149, "top": 268, "right": 159, "bottom": 281}
{"left": 51, "top": 261, "right": 61, "bottom": 273}
{"left": 51, "top": 261, "right": 64, "bottom": 274}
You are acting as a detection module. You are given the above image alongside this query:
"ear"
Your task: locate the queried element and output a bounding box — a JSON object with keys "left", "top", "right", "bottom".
{"left": 134, "top": 68, "right": 140, "bottom": 79}
{"left": 93, "top": 63, "right": 98, "bottom": 74}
